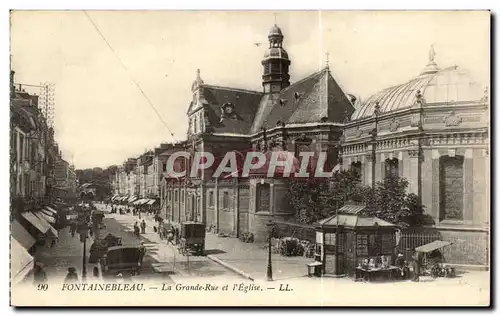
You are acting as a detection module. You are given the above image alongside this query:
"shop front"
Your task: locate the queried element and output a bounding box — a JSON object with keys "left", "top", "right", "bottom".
{"left": 314, "top": 204, "right": 398, "bottom": 277}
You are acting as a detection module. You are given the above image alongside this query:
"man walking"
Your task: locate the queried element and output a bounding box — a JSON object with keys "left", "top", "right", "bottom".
{"left": 140, "top": 220, "right": 146, "bottom": 234}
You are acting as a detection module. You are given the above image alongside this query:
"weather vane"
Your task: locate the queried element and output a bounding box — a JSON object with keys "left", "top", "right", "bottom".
{"left": 325, "top": 51, "right": 330, "bottom": 68}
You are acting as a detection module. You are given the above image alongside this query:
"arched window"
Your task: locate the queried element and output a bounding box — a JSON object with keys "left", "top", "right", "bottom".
{"left": 256, "top": 183, "right": 270, "bottom": 212}
{"left": 439, "top": 155, "right": 464, "bottom": 221}
{"left": 385, "top": 158, "right": 399, "bottom": 178}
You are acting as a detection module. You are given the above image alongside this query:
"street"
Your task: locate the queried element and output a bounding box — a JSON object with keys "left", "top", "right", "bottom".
{"left": 26, "top": 203, "right": 243, "bottom": 287}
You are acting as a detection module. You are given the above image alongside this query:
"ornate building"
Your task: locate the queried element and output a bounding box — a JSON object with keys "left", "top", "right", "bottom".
{"left": 157, "top": 24, "right": 488, "bottom": 265}
{"left": 343, "top": 46, "right": 489, "bottom": 265}
{"left": 162, "top": 24, "right": 354, "bottom": 241}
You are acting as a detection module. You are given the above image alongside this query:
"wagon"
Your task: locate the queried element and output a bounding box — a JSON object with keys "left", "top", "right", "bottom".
{"left": 102, "top": 245, "right": 144, "bottom": 277}
{"left": 178, "top": 222, "right": 206, "bottom": 256}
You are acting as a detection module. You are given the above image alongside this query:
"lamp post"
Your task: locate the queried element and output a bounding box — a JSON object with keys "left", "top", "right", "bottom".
{"left": 266, "top": 220, "right": 274, "bottom": 281}
{"left": 78, "top": 221, "right": 90, "bottom": 283}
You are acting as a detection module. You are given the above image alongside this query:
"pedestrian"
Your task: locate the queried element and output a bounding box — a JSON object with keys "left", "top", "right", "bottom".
{"left": 134, "top": 222, "right": 140, "bottom": 237}
{"left": 141, "top": 220, "right": 146, "bottom": 234}
{"left": 115, "top": 272, "right": 125, "bottom": 284}
{"left": 70, "top": 222, "right": 77, "bottom": 237}
{"left": 412, "top": 251, "right": 421, "bottom": 282}
{"left": 158, "top": 221, "right": 163, "bottom": 239}
{"left": 64, "top": 267, "right": 79, "bottom": 284}
{"left": 33, "top": 263, "right": 48, "bottom": 285}
{"left": 139, "top": 242, "right": 146, "bottom": 265}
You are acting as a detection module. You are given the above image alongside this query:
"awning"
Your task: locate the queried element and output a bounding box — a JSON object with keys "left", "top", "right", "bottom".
{"left": 45, "top": 206, "right": 58, "bottom": 215}
{"left": 11, "top": 237, "right": 34, "bottom": 284}
{"left": 35, "top": 211, "right": 56, "bottom": 225}
{"left": 11, "top": 220, "right": 35, "bottom": 250}
{"left": 147, "top": 199, "right": 157, "bottom": 205}
{"left": 21, "top": 212, "right": 50, "bottom": 235}
{"left": 128, "top": 196, "right": 138, "bottom": 203}
{"left": 415, "top": 240, "right": 452, "bottom": 253}
{"left": 40, "top": 209, "right": 55, "bottom": 218}
{"left": 133, "top": 199, "right": 142, "bottom": 205}
{"left": 32, "top": 213, "right": 58, "bottom": 239}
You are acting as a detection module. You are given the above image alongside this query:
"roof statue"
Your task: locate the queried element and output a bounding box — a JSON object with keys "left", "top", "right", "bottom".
{"left": 191, "top": 68, "right": 204, "bottom": 92}
{"left": 429, "top": 44, "right": 436, "bottom": 62}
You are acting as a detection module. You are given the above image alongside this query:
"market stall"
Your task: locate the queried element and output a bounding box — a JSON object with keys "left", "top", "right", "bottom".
{"left": 314, "top": 204, "right": 398, "bottom": 278}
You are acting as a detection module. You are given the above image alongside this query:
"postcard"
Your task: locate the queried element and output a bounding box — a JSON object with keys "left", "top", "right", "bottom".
{"left": 10, "top": 10, "right": 490, "bottom": 307}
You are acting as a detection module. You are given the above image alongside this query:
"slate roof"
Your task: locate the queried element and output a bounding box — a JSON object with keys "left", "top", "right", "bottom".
{"left": 198, "top": 67, "right": 354, "bottom": 136}
{"left": 255, "top": 68, "right": 355, "bottom": 131}
{"left": 202, "top": 85, "right": 263, "bottom": 134}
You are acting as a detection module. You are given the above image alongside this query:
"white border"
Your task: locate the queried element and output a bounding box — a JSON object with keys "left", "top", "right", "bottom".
{"left": 1, "top": 0, "right": 497, "bottom": 314}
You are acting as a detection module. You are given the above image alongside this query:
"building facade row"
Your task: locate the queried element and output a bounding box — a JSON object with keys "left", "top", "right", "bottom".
{"left": 10, "top": 70, "right": 75, "bottom": 213}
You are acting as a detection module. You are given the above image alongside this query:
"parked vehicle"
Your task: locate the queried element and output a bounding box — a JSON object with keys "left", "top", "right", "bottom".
{"left": 101, "top": 246, "right": 143, "bottom": 277}
{"left": 178, "top": 222, "right": 206, "bottom": 256}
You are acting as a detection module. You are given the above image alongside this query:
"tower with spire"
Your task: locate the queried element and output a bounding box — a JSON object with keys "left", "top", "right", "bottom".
{"left": 261, "top": 24, "right": 291, "bottom": 93}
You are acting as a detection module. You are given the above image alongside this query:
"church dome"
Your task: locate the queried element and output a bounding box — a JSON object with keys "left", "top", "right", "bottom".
{"left": 269, "top": 24, "right": 283, "bottom": 38}
{"left": 351, "top": 65, "right": 486, "bottom": 121}
{"left": 263, "top": 47, "right": 289, "bottom": 61}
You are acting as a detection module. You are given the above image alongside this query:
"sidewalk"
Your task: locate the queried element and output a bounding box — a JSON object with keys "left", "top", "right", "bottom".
{"left": 204, "top": 232, "right": 311, "bottom": 281}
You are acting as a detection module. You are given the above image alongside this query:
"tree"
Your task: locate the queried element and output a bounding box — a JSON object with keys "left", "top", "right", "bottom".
{"left": 287, "top": 169, "right": 367, "bottom": 224}
{"left": 288, "top": 171, "right": 427, "bottom": 227}
{"left": 287, "top": 178, "right": 330, "bottom": 224}
{"left": 360, "top": 174, "right": 426, "bottom": 228}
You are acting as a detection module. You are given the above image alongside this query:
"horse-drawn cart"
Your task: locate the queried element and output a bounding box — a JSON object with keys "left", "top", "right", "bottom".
{"left": 178, "top": 222, "right": 205, "bottom": 256}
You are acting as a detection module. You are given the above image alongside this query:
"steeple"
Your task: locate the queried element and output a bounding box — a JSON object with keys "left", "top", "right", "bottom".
{"left": 261, "top": 23, "right": 291, "bottom": 94}
{"left": 420, "top": 44, "right": 439, "bottom": 76}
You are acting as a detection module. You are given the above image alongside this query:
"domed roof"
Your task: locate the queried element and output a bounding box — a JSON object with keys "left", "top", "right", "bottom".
{"left": 269, "top": 24, "right": 283, "bottom": 38}
{"left": 351, "top": 65, "right": 486, "bottom": 120}
{"left": 263, "top": 47, "right": 289, "bottom": 61}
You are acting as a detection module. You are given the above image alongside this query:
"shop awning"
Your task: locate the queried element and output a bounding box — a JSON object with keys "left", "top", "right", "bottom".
{"left": 21, "top": 212, "right": 50, "bottom": 235}
{"left": 35, "top": 211, "right": 56, "bottom": 225}
{"left": 45, "top": 206, "right": 58, "bottom": 215}
{"left": 40, "top": 209, "right": 55, "bottom": 218}
{"left": 128, "top": 196, "right": 138, "bottom": 203}
{"left": 133, "top": 199, "right": 143, "bottom": 205}
{"left": 415, "top": 240, "right": 452, "bottom": 253}
{"left": 32, "top": 213, "right": 58, "bottom": 239}
{"left": 11, "top": 236, "right": 34, "bottom": 284}
{"left": 11, "top": 220, "right": 35, "bottom": 250}
{"left": 147, "top": 199, "right": 157, "bottom": 205}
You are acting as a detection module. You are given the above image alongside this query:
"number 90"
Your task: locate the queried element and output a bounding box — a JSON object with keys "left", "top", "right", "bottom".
{"left": 37, "top": 284, "right": 48, "bottom": 291}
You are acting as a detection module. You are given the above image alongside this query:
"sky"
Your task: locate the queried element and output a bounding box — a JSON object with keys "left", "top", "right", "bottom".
{"left": 10, "top": 10, "right": 490, "bottom": 169}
